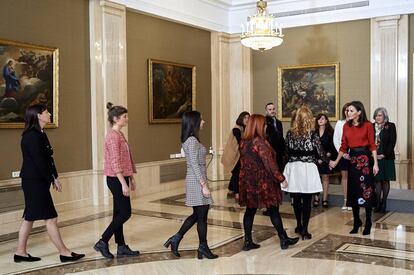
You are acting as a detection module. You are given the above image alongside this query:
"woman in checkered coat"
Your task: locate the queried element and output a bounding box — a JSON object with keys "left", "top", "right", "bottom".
{"left": 164, "top": 111, "right": 218, "bottom": 260}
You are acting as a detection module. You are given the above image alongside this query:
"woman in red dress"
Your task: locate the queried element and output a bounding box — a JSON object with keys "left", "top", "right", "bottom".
{"left": 238, "top": 114, "right": 299, "bottom": 250}
{"left": 330, "top": 101, "right": 379, "bottom": 235}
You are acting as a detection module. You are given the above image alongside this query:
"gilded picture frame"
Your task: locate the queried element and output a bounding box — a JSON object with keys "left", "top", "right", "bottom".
{"left": 277, "top": 63, "right": 339, "bottom": 121}
{"left": 0, "top": 39, "right": 59, "bottom": 128}
{"left": 148, "top": 59, "right": 196, "bottom": 124}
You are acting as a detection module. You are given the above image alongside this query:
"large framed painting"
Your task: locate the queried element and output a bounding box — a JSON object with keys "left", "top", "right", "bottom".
{"left": 0, "top": 39, "right": 59, "bottom": 128}
{"left": 277, "top": 63, "right": 339, "bottom": 121}
{"left": 148, "top": 59, "right": 196, "bottom": 124}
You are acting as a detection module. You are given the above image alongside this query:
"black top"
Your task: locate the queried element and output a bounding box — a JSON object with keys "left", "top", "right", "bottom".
{"left": 265, "top": 116, "right": 286, "bottom": 168}
{"left": 286, "top": 130, "right": 327, "bottom": 163}
{"left": 232, "top": 128, "right": 242, "bottom": 144}
{"left": 20, "top": 128, "right": 58, "bottom": 183}
{"left": 316, "top": 130, "right": 337, "bottom": 161}
{"left": 373, "top": 122, "right": 396, "bottom": 159}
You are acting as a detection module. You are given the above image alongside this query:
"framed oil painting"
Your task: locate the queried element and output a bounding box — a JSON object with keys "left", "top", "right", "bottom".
{"left": 277, "top": 63, "right": 339, "bottom": 121}
{"left": 148, "top": 59, "right": 196, "bottom": 124}
{"left": 0, "top": 39, "right": 59, "bottom": 128}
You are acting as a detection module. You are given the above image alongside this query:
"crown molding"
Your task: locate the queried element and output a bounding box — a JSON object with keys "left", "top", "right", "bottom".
{"left": 110, "top": 0, "right": 414, "bottom": 33}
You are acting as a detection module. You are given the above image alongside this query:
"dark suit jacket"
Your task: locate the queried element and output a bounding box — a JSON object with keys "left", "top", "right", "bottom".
{"left": 20, "top": 128, "right": 58, "bottom": 183}
{"left": 265, "top": 116, "right": 286, "bottom": 169}
{"left": 373, "top": 122, "right": 396, "bottom": 160}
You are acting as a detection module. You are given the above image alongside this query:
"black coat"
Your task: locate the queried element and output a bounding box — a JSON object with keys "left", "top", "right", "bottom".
{"left": 20, "top": 128, "right": 58, "bottom": 183}
{"left": 373, "top": 122, "right": 397, "bottom": 160}
{"left": 265, "top": 116, "right": 286, "bottom": 169}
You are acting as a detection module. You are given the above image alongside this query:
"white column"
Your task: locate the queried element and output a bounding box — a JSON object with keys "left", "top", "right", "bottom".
{"left": 371, "top": 15, "right": 409, "bottom": 189}
{"left": 89, "top": 0, "right": 128, "bottom": 204}
{"left": 210, "top": 32, "right": 252, "bottom": 180}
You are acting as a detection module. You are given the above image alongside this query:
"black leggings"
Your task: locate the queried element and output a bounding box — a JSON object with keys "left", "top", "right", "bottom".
{"left": 292, "top": 194, "right": 312, "bottom": 232}
{"left": 101, "top": 176, "right": 131, "bottom": 245}
{"left": 243, "top": 206, "right": 285, "bottom": 239}
{"left": 178, "top": 205, "right": 210, "bottom": 244}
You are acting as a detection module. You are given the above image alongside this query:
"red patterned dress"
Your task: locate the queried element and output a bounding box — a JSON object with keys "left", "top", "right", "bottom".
{"left": 238, "top": 137, "right": 285, "bottom": 208}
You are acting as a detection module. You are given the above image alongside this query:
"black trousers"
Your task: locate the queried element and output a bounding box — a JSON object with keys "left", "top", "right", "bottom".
{"left": 101, "top": 176, "right": 131, "bottom": 246}
{"left": 178, "top": 205, "right": 209, "bottom": 244}
{"left": 243, "top": 206, "right": 285, "bottom": 239}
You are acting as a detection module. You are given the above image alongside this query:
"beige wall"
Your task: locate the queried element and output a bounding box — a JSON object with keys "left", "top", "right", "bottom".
{"left": 0, "top": 0, "right": 91, "bottom": 180}
{"left": 252, "top": 19, "right": 370, "bottom": 130}
{"left": 126, "top": 11, "right": 212, "bottom": 162}
{"left": 408, "top": 14, "right": 414, "bottom": 182}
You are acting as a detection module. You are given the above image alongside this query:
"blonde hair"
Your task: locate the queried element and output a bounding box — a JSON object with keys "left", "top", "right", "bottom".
{"left": 291, "top": 106, "right": 314, "bottom": 137}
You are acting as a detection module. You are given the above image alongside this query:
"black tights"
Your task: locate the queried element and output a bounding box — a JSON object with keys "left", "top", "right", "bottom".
{"left": 243, "top": 206, "right": 285, "bottom": 239}
{"left": 292, "top": 194, "right": 312, "bottom": 232}
{"left": 178, "top": 205, "right": 209, "bottom": 244}
{"left": 352, "top": 206, "right": 372, "bottom": 225}
{"left": 375, "top": 181, "right": 390, "bottom": 208}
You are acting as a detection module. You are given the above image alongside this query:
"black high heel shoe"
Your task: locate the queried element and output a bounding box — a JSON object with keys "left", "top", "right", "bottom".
{"left": 362, "top": 222, "right": 372, "bottom": 235}
{"left": 242, "top": 238, "right": 261, "bottom": 251}
{"left": 197, "top": 243, "right": 218, "bottom": 259}
{"left": 300, "top": 230, "right": 312, "bottom": 240}
{"left": 163, "top": 233, "right": 182, "bottom": 257}
{"left": 294, "top": 226, "right": 302, "bottom": 234}
{"left": 349, "top": 219, "right": 362, "bottom": 234}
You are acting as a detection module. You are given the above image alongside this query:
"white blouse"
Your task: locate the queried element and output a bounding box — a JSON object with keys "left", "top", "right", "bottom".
{"left": 333, "top": 120, "right": 346, "bottom": 152}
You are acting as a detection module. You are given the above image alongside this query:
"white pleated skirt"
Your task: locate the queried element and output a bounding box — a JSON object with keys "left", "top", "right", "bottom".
{"left": 282, "top": 161, "right": 322, "bottom": 194}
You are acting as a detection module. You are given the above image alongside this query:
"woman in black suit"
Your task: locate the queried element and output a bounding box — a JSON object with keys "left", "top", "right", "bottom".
{"left": 14, "top": 104, "right": 84, "bottom": 263}
{"left": 373, "top": 107, "right": 396, "bottom": 213}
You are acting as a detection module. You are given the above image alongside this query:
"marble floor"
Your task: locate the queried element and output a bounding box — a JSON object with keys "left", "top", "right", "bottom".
{"left": 1, "top": 182, "right": 414, "bottom": 275}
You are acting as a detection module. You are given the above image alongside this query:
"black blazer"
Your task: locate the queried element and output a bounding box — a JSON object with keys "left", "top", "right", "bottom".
{"left": 265, "top": 116, "right": 286, "bottom": 168}
{"left": 373, "top": 122, "right": 397, "bottom": 160}
{"left": 20, "top": 128, "right": 58, "bottom": 183}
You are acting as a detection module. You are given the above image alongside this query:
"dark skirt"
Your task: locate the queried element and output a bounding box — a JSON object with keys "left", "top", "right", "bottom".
{"left": 347, "top": 148, "right": 376, "bottom": 208}
{"left": 22, "top": 178, "right": 58, "bottom": 221}
{"left": 337, "top": 157, "right": 349, "bottom": 171}
{"left": 317, "top": 162, "right": 331, "bottom": 174}
{"left": 375, "top": 159, "right": 396, "bottom": 181}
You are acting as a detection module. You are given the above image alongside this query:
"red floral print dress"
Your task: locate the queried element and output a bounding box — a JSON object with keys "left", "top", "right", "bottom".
{"left": 238, "top": 137, "right": 285, "bottom": 208}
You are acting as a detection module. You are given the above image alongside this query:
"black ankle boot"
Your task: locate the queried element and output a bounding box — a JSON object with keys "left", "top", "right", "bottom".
{"left": 94, "top": 240, "right": 114, "bottom": 259}
{"left": 197, "top": 243, "right": 218, "bottom": 259}
{"left": 242, "top": 238, "right": 260, "bottom": 251}
{"left": 363, "top": 222, "right": 372, "bottom": 235}
{"left": 300, "top": 229, "right": 312, "bottom": 240}
{"left": 164, "top": 233, "right": 182, "bottom": 257}
{"left": 279, "top": 232, "right": 299, "bottom": 250}
{"left": 349, "top": 219, "right": 362, "bottom": 234}
{"left": 117, "top": 245, "right": 140, "bottom": 257}
{"left": 294, "top": 225, "right": 302, "bottom": 234}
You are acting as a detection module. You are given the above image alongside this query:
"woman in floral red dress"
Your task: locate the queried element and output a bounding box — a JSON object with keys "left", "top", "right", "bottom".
{"left": 330, "top": 101, "right": 379, "bottom": 235}
{"left": 238, "top": 114, "right": 299, "bottom": 251}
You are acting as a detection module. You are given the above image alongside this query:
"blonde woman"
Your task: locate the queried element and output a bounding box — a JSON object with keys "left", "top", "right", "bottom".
{"left": 282, "top": 106, "right": 327, "bottom": 240}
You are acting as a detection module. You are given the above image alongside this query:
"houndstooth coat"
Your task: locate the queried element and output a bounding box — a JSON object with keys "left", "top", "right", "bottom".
{"left": 182, "top": 136, "right": 214, "bottom": 207}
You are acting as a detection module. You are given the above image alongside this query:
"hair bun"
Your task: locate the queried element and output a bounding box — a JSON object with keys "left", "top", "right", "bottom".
{"left": 106, "top": 102, "right": 113, "bottom": 110}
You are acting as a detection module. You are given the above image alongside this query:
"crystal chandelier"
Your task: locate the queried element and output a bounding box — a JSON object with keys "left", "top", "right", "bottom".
{"left": 240, "top": 0, "right": 284, "bottom": 51}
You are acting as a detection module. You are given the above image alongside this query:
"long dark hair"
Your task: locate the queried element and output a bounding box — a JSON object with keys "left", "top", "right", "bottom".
{"left": 235, "top": 111, "right": 250, "bottom": 128}
{"left": 181, "top": 111, "right": 201, "bottom": 143}
{"left": 315, "top": 113, "right": 334, "bottom": 134}
{"left": 341, "top": 102, "right": 350, "bottom": 120}
{"left": 22, "top": 104, "right": 48, "bottom": 135}
{"left": 107, "top": 102, "right": 128, "bottom": 125}
{"left": 347, "top": 100, "right": 368, "bottom": 127}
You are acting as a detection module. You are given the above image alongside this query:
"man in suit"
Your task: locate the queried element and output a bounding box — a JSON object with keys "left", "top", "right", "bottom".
{"left": 263, "top": 102, "right": 286, "bottom": 216}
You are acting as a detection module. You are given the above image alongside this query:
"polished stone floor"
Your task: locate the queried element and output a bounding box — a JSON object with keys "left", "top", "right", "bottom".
{"left": 1, "top": 182, "right": 414, "bottom": 275}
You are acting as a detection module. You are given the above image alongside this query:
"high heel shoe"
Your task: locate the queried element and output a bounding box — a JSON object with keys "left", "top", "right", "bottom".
{"left": 197, "top": 243, "right": 218, "bottom": 259}
{"left": 294, "top": 226, "right": 302, "bottom": 234}
{"left": 362, "top": 222, "right": 372, "bottom": 235}
{"left": 163, "top": 233, "right": 182, "bottom": 257}
{"left": 300, "top": 230, "right": 312, "bottom": 240}
{"left": 349, "top": 219, "right": 362, "bottom": 234}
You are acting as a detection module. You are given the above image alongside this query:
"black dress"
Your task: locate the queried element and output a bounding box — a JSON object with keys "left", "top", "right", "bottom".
{"left": 229, "top": 128, "right": 242, "bottom": 194}
{"left": 20, "top": 128, "right": 58, "bottom": 221}
{"left": 316, "top": 130, "right": 337, "bottom": 174}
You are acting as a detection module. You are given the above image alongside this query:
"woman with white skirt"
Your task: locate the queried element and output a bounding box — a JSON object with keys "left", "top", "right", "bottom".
{"left": 282, "top": 106, "right": 328, "bottom": 240}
